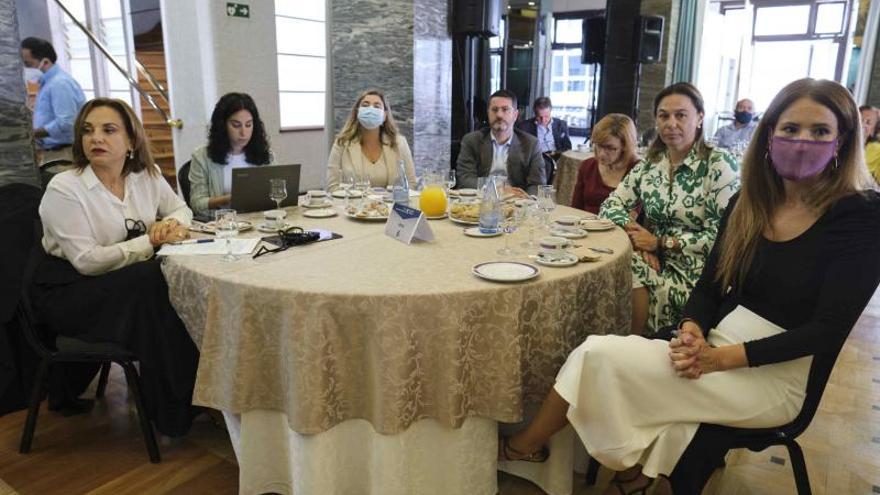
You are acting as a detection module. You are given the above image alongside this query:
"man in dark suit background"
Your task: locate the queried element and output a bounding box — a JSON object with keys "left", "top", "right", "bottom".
{"left": 516, "top": 97, "right": 572, "bottom": 184}
{"left": 456, "top": 90, "right": 545, "bottom": 195}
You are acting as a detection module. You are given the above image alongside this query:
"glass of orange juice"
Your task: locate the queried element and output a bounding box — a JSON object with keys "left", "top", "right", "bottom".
{"left": 419, "top": 173, "right": 448, "bottom": 217}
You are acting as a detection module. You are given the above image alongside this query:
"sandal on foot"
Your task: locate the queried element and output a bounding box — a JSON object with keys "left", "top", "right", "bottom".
{"left": 608, "top": 475, "right": 652, "bottom": 495}
{"left": 498, "top": 436, "right": 550, "bottom": 463}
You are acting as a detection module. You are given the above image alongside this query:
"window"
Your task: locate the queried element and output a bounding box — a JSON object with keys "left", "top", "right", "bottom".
{"left": 549, "top": 13, "right": 601, "bottom": 137}
{"left": 753, "top": 5, "right": 810, "bottom": 36}
{"left": 489, "top": 18, "right": 506, "bottom": 93}
{"left": 275, "top": 1, "right": 326, "bottom": 129}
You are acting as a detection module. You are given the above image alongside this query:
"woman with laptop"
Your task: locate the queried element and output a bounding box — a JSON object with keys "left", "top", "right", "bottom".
{"left": 188, "top": 92, "right": 273, "bottom": 215}
{"left": 325, "top": 89, "right": 416, "bottom": 191}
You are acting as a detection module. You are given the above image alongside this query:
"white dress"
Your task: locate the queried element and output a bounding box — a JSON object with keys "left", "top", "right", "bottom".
{"left": 554, "top": 305, "right": 811, "bottom": 477}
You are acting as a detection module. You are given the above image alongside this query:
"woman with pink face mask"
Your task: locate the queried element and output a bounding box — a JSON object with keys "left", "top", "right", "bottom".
{"left": 498, "top": 79, "right": 880, "bottom": 495}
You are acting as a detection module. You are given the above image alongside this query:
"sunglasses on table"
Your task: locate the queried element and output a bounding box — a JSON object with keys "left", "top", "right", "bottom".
{"left": 252, "top": 226, "right": 321, "bottom": 259}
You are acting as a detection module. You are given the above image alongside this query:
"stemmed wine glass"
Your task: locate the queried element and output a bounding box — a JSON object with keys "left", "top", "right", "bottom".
{"left": 270, "top": 178, "right": 287, "bottom": 209}
{"left": 339, "top": 169, "right": 355, "bottom": 210}
{"left": 520, "top": 200, "right": 540, "bottom": 250}
{"left": 537, "top": 185, "right": 556, "bottom": 228}
{"left": 214, "top": 209, "right": 239, "bottom": 262}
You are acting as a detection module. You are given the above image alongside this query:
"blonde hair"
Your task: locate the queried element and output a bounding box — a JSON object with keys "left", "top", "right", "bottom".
{"left": 716, "top": 78, "right": 870, "bottom": 291}
{"left": 591, "top": 113, "right": 638, "bottom": 166}
{"left": 72, "top": 98, "right": 156, "bottom": 177}
{"left": 334, "top": 90, "right": 400, "bottom": 150}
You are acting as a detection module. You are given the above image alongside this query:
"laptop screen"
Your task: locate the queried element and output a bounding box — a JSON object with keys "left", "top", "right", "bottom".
{"left": 231, "top": 164, "right": 301, "bottom": 212}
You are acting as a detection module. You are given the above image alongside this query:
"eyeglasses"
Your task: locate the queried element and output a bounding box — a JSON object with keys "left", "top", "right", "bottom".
{"left": 252, "top": 226, "right": 320, "bottom": 259}
{"left": 124, "top": 218, "right": 146, "bottom": 241}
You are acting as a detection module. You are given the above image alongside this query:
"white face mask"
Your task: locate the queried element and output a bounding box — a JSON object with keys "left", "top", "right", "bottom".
{"left": 23, "top": 67, "right": 42, "bottom": 84}
{"left": 357, "top": 106, "right": 385, "bottom": 129}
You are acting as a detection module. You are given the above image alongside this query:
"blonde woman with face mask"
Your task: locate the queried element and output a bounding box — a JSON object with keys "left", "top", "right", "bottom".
{"left": 325, "top": 90, "right": 416, "bottom": 191}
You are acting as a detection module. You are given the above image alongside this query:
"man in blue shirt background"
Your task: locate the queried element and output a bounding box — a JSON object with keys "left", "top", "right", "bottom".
{"left": 20, "top": 37, "right": 86, "bottom": 168}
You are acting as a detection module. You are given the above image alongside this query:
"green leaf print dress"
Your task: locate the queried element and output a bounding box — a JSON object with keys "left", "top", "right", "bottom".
{"left": 600, "top": 145, "right": 739, "bottom": 333}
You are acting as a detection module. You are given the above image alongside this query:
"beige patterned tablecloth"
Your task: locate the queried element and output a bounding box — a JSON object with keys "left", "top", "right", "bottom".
{"left": 162, "top": 201, "right": 631, "bottom": 435}
{"left": 554, "top": 150, "right": 592, "bottom": 207}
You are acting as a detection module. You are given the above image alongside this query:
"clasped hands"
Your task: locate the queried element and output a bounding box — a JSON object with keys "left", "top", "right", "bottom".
{"left": 625, "top": 221, "right": 661, "bottom": 272}
{"left": 148, "top": 218, "right": 189, "bottom": 247}
{"left": 668, "top": 321, "right": 724, "bottom": 379}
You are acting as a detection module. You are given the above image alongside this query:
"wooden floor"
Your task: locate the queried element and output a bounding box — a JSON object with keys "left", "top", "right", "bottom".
{"left": 1, "top": 292, "right": 879, "bottom": 494}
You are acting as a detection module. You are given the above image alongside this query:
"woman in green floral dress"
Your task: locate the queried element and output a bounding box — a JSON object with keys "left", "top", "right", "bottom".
{"left": 601, "top": 83, "right": 740, "bottom": 334}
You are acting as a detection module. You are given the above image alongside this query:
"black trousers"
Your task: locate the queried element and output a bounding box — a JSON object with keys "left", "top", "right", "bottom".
{"left": 30, "top": 254, "right": 199, "bottom": 436}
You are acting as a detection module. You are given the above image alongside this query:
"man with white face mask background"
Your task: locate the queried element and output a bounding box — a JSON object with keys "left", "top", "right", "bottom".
{"left": 455, "top": 89, "right": 546, "bottom": 195}
{"left": 20, "top": 37, "right": 86, "bottom": 169}
{"left": 713, "top": 98, "right": 758, "bottom": 150}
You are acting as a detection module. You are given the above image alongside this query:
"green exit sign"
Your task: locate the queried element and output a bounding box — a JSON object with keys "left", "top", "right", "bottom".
{"left": 226, "top": 2, "right": 250, "bottom": 18}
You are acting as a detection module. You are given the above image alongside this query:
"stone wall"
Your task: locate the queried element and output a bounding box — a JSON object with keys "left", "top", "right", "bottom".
{"left": 637, "top": 0, "right": 678, "bottom": 135}
{"left": 868, "top": 43, "right": 880, "bottom": 108}
{"left": 0, "top": 0, "right": 38, "bottom": 188}
{"left": 330, "top": 0, "right": 452, "bottom": 171}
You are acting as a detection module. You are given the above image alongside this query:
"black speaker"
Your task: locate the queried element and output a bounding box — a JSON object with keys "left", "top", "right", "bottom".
{"left": 635, "top": 15, "right": 664, "bottom": 63}
{"left": 453, "top": 0, "right": 501, "bottom": 37}
{"left": 581, "top": 17, "right": 606, "bottom": 64}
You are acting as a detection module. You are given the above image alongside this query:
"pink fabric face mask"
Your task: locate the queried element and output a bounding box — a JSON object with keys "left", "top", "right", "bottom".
{"left": 769, "top": 136, "right": 837, "bottom": 181}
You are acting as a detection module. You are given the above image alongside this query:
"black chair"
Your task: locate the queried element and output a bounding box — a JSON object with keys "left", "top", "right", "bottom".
{"left": 14, "top": 226, "right": 160, "bottom": 463}
{"left": 586, "top": 336, "right": 845, "bottom": 495}
{"left": 178, "top": 160, "right": 192, "bottom": 207}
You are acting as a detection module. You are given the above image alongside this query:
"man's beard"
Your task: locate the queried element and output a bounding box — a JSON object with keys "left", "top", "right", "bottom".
{"left": 491, "top": 121, "right": 509, "bottom": 133}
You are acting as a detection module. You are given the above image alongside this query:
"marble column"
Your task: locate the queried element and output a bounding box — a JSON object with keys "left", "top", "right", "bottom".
{"left": 0, "top": 0, "right": 38, "bottom": 188}
{"left": 330, "top": 0, "right": 452, "bottom": 170}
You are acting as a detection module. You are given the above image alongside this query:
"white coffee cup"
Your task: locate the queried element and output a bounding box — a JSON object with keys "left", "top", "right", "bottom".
{"left": 577, "top": 143, "right": 590, "bottom": 152}
{"left": 307, "top": 190, "right": 328, "bottom": 205}
{"left": 539, "top": 236, "right": 569, "bottom": 257}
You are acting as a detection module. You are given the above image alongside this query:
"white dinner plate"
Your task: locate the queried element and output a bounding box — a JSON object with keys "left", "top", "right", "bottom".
{"left": 550, "top": 227, "right": 588, "bottom": 239}
{"left": 581, "top": 219, "right": 616, "bottom": 231}
{"left": 190, "top": 220, "right": 253, "bottom": 234}
{"left": 345, "top": 212, "right": 389, "bottom": 221}
{"left": 331, "top": 189, "right": 363, "bottom": 199}
{"left": 533, "top": 252, "right": 579, "bottom": 267}
{"left": 257, "top": 221, "right": 295, "bottom": 233}
{"left": 303, "top": 208, "right": 337, "bottom": 218}
{"left": 463, "top": 227, "right": 501, "bottom": 238}
{"left": 449, "top": 216, "right": 480, "bottom": 226}
{"left": 457, "top": 188, "right": 478, "bottom": 197}
{"left": 301, "top": 199, "right": 334, "bottom": 209}
{"left": 472, "top": 261, "right": 539, "bottom": 283}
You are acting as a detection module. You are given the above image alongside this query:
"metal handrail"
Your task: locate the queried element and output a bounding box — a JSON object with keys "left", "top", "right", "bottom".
{"left": 52, "top": 0, "right": 181, "bottom": 129}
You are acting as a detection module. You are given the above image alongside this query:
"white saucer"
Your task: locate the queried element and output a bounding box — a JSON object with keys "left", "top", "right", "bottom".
{"left": 449, "top": 216, "right": 480, "bottom": 226}
{"left": 549, "top": 227, "right": 588, "bottom": 239}
{"left": 345, "top": 212, "right": 389, "bottom": 221}
{"left": 302, "top": 199, "right": 334, "bottom": 209}
{"left": 425, "top": 213, "right": 448, "bottom": 220}
{"left": 472, "top": 261, "right": 539, "bottom": 283}
{"left": 581, "top": 219, "right": 616, "bottom": 231}
{"left": 303, "top": 208, "right": 337, "bottom": 218}
{"left": 533, "top": 252, "right": 579, "bottom": 267}
{"left": 191, "top": 220, "right": 253, "bottom": 234}
{"left": 463, "top": 227, "right": 501, "bottom": 238}
{"left": 257, "top": 221, "right": 294, "bottom": 233}
{"left": 331, "top": 189, "right": 363, "bottom": 199}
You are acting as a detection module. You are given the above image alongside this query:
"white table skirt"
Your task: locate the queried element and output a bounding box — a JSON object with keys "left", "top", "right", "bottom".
{"left": 223, "top": 410, "right": 589, "bottom": 495}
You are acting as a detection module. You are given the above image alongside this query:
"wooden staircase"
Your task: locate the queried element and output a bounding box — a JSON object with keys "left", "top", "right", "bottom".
{"left": 134, "top": 49, "right": 177, "bottom": 190}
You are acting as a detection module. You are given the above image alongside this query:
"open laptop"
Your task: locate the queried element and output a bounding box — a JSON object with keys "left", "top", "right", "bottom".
{"left": 231, "top": 164, "right": 301, "bottom": 213}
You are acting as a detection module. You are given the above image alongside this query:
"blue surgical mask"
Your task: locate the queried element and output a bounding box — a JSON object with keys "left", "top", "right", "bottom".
{"left": 357, "top": 106, "right": 385, "bottom": 129}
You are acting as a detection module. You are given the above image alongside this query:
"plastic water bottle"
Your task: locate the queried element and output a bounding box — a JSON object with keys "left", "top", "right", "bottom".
{"left": 479, "top": 176, "right": 501, "bottom": 233}
{"left": 392, "top": 159, "right": 410, "bottom": 206}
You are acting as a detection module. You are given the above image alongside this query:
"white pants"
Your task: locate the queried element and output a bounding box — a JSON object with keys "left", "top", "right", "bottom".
{"left": 554, "top": 305, "right": 811, "bottom": 477}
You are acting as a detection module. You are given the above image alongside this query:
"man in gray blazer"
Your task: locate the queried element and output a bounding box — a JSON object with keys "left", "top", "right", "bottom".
{"left": 456, "top": 90, "right": 546, "bottom": 195}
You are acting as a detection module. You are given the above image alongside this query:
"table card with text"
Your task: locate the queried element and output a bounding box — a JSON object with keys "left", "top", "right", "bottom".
{"left": 385, "top": 203, "right": 434, "bottom": 244}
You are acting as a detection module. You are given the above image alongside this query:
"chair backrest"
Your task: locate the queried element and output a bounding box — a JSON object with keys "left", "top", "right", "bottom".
{"left": 178, "top": 160, "right": 192, "bottom": 207}
{"left": 0, "top": 184, "right": 42, "bottom": 325}
{"left": 779, "top": 349, "right": 840, "bottom": 438}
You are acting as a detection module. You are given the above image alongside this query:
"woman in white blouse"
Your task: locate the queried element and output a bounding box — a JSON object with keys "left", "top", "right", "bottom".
{"left": 188, "top": 92, "right": 273, "bottom": 215}
{"left": 32, "top": 98, "right": 199, "bottom": 436}
{"left": 325, "top": 90, "right": 416, "bottom": 191}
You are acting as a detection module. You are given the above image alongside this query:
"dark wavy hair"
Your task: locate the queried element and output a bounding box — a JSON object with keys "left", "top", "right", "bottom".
{"left": 207, "top": 92, "right": 271, "bottom": 165}
{"left": 646, "top": 82, "right": 712, "bottom": 163}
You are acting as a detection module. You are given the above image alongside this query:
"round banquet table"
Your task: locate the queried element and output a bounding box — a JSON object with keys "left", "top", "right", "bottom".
{"left": 553, "top": 149, "right": 592, "bottom": 207}
{"left": 162, "top": 198, "right": 632, "bottom": 495}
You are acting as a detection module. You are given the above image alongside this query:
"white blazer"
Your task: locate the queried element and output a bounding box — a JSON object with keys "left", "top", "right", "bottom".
{"left": 325, "top": 134, "right": 417, "bottom": 191}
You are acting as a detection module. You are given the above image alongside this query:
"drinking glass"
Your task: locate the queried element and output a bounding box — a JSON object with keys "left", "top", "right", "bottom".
{"left": 537, "top": 185, "right": 556, "bottom": 228}
{"left": 520, "top": 201, "right": 540, "bottom": 249}
{"left": 269, "top": 179, "right": 287, "bottom": 211}
{"left": 419, "top": 173, "right": 448, "bottom": 217}
{"left": 339, "top": 169, "right": 355, "bottom": 209}
{"left": 497, "top": 208, "right": 521, "bottom": 256}
{"left": 214, "top": 209, "right": 238, "bottom": 262}
{"left": 446, "top": 169, "right": 456, "bottom": 192}
{"left": 354, "top": 174, "right": 371, "bottom": 209}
